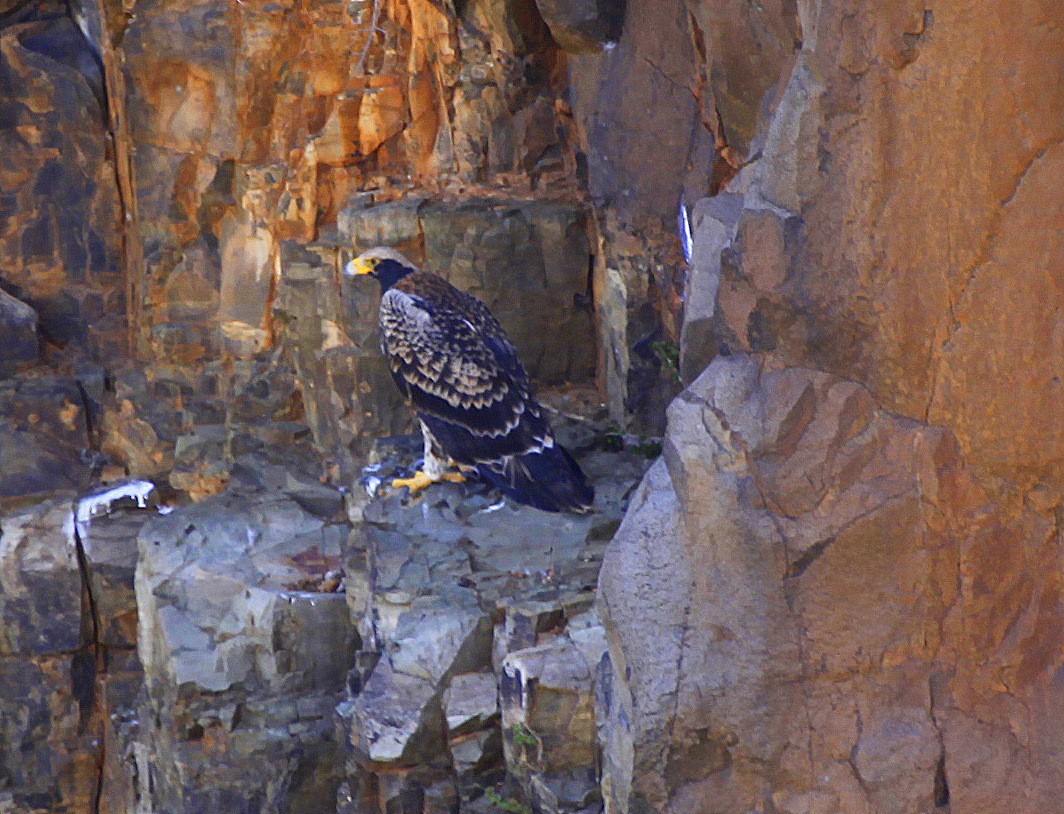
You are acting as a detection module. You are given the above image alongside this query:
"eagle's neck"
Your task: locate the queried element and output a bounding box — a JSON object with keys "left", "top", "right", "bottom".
{"left": 374, "top": 259, "right": 417, "bottom": 291}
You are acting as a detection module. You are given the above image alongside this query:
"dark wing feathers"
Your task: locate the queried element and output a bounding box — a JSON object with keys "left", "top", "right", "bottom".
{"left": 381, "top": 272, "right": 550, "bottom": 457}
{"left": 379, "top": 271, "right": 593, "bottom": 512}
{"left": 475, "top": 443, "right": 594, "bottom": 514}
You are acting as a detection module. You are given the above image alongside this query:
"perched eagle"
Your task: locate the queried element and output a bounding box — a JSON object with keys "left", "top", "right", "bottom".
{"left": 345, "top": 247, "right": 594, "bottom": 514}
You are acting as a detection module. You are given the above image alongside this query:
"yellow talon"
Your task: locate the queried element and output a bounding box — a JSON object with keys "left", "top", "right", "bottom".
{"left": 392, "top": 470, "right": 437, "bottom": 494}
{"left": 392, "top": 469, "right": 466, "bottom": 494}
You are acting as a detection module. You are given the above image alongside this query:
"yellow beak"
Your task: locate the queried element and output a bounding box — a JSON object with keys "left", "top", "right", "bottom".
{"left": 345, "top": 257, "right": 375, "bottom": 276}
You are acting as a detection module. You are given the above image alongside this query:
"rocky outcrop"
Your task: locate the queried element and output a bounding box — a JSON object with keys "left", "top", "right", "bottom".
{"left": 599, "top": 358, "right": 960, "bottom": 813}
{"left": 3, "top": 0, "right": 1063, "bottom": 812}
{"left": 0, "top": 0, "right": 125, "bottom": 359}
{"left": 597, "top": 1, "right": 1064, "bottom": 813}
{"left": 339, "top": 426, "right": 651, "bottom": 814}
{"left": 0, "top": 487, "right": 155, "bottom": 813}
{"left": 133, "top": 459, "right": 354, "bottom": 813}
{"left": 116, "top": 0, "right": 580, "bottom": 366}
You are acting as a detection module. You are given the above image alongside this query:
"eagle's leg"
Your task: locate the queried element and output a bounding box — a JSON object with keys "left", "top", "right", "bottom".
{"left": 392, "top": 421, "right": 467, "bottom": 493}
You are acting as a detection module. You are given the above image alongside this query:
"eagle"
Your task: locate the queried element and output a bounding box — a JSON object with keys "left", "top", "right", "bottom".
{"left": 345, "top": 246, "right": 594, "bottom": 514}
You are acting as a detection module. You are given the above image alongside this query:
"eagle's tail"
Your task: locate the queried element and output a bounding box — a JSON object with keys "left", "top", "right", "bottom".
{"left": 477, "top": 443, "right": 594, "bottom": 514}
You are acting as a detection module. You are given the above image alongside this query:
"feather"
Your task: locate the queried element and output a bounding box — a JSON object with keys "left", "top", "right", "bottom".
{"left": 363, "top": 256, "right": 594, "bottom": 514}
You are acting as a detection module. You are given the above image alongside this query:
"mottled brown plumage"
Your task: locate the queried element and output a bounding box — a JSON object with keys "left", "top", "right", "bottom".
{"left": 346, "top": 247, "right": 594, "bottom": 513}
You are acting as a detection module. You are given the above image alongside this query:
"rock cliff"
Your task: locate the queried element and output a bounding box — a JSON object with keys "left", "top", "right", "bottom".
{"left": 597, "top": 2, "right": 1064, "bottom": 814}
{"left": 1, "top": 0, "right": 1062, "bottom": 813}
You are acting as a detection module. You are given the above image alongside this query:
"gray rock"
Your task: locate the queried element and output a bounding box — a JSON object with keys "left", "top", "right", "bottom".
{"left": 350, "top": 658, "right": 443, "bottom": 764}
{"left": 390, "top": 591, "right": 493, "bottom": 684}
{"left": 0, "top": 287, "right": 38, "bottom": 373}
{"left": 450, "top": 727, "right": 503, "bottom": 790}
{"left": 339, "top": 196, "right": 426, "bottom": 252}
{"left": 596, "top": 459, "right": 690, "bottom": 813}
{"left": 79, "top": 505, "right": 153, "bottom": 649}
{"left": 0, "top": 498, "right": 82, "bottom": 656}
{"left": 134, "top": 486, "right": 357, "bottom": 813}
{"left": 597, "top": 355, "right": 961, "bottom": 814}
{"left": 337, "top": 196, "right": 596, "bottom": 385}
{"left": 679, "top": 193, "right": 743, "bottom": 383}
{"left": 500, "top": 611, "right": 607, "bottom": 814}
{"left": 96, "top": 648, "right": 146, "bottom": 814}
{"left": 421, "top": 198, "right": 595, "bottom": 384}
{"left": 444, "top": 672, "right": 499, "bottom": 736}
{"left": 277, "top": 241, "right": 412, "bottom": 473}
{"left": 0, "top": 488, "right": 155, "bottom": 813}
{"left": 341, "top": 431, "right": 651, "bottom": 813}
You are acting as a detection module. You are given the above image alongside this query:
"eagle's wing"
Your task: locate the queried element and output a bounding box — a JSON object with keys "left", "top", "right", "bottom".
{"left": 379, "top": 280, "right": 551, "bottom": 463}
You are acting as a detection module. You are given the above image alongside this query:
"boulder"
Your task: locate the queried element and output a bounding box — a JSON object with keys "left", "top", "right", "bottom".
{"left": 341, "top": 427, "right": 651, "bottom": 813}
{"left": 134, "top": 484, "right": 356, "bottom": 813}
{"left": 597, "top": 356, "right": 961, "bottom": 813}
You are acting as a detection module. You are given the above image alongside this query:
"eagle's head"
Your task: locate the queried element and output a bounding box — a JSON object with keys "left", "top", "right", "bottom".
{"left": 345, "top": 246, "right": 418, "bottom": 291}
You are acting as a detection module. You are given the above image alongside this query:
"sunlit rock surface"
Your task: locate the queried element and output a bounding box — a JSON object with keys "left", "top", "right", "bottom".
{"left": 338, "top": 423, "right": 651, "bottom": 814}
{"left": 133, "top": 455, "right": 355, "bottom": 813}
{"left": 599, "top": 358, "right": 960, "bottom": 813}
{"left": 597, "top": 3, "right": 1064, "bottom": 812}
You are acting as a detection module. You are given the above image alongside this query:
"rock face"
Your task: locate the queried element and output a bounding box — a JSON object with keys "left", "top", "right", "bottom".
{"left": 0, "top": 1, "right": 125, "bottom": 359}
{"left": 567, "top": 0, "right": 713, "bottom": 428}
{"left": 3, "top": 0, "right": 1063, "bottom": 811}
{"left": 116, "top": 0, "right": 582, "bottom": 366}
{"left": 0, "top": 489, "right": 155, "bottom": 814}
{"left": 341, "top": 195, "right": 597, "bottom": 385}
{"left": 0, "top": 376, "right": 94, "bottom": 499}
{"left": 134, "top": 465, "right": 355, "bottom": 813}
{"left": 684, "top": 1, "right": 1064, "bottom": 485}
{"left": 533, "top": 0, "right": 625, "bottom": 53}
{"left": 339, "top": 429, "right": 650, "bottom": 814}
{"left": 600, "top": 358, "right": 959, "bottom": 813}
{"left": 0, "top": 288, "right": 38, "bottom": 371}
{"left": 597, "top": 2, "right": 1064, "bottom": 814}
